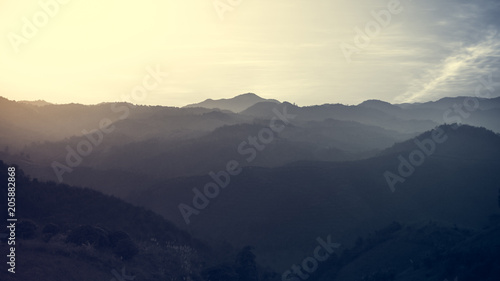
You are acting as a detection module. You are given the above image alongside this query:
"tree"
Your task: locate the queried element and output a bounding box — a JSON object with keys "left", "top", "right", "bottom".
{"left": 66, "top": 225, "right": 110, "bottom": 249}
{"left": 202, "top": 264, "right": 238, "bottom": 281}
{"left": 113, "top": 239, "right": 139, "bottom": 260}
{"left": 42, "top": 223, "right": 60, "bottom": 242}
{"left": 235, "top": 246, "right": 259, "bottom": 281}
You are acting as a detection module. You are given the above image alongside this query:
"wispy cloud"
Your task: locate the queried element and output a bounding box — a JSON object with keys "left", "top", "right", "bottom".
{"left": 395, "top": 28, "right": 500, "bottom": 103}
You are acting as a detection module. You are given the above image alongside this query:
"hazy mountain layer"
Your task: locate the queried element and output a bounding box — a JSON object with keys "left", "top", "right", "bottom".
{"left": 129, "top": 125, "right": 500, "bottom": 271}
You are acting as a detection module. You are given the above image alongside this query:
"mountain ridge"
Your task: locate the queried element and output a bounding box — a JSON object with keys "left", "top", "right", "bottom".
{"left": 183, "top": 93, "right": 280, "bottom": 113}
{"left": 128, "top": 124, "right": 500, "bottom": 271}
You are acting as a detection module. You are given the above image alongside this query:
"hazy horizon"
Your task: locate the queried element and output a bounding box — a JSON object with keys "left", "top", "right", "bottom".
{"left": 2, "top": 0, "right": 500, "bottom": 107}
{"left": 3, "top": 92, "right": 500, "bottom": 109}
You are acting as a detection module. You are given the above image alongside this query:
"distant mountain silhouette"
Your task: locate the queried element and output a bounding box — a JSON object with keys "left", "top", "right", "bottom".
{"left": 3, "top": 94, "right": 500, "bottom": 198}
{"left": 0, "top": 160, "right": 211, "bottom": 281}
{"left": 0, "top": 96, "right": 248, "bottom": 150}
{"left": 397, "top": 96, "right": 500, "bottom": 111}
{"left": 6, "top": 114, "right": 411, "bottom": 187}
{"left": 18, "top": 99, "right": 53, "bottom": 107}
{"left": 357, "top": 99, "right": 403, "bottom": 115}
{"left": 129, "top": 125, "right": 500, "bottom": 271}
{"left": 2, "top": 95, "right": 499, "bottom": 154}
{"left": 184, "top": 93, "right": 280, "bottom": 112}
{"left": 242, "top": 101, "right": 437, "bottom": 133}
{"left": 2, "top": 92, "right": 500, "bottom": 280}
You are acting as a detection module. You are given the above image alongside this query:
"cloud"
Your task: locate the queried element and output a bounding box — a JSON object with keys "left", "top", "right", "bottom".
{"left": 395, "top": 27, "right": 500, "bottom": 103}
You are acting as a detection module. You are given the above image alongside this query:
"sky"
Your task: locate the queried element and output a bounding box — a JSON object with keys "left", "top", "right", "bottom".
{"left": 1, "top": 0, "right": 500, "bottom": 107}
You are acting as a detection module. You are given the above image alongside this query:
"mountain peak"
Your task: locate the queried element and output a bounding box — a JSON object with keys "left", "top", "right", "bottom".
{"left": 358, "top": 99, "right": 402, "bottom": 111}
{"left": 19, "top": 99, "right": 53, "bottom": 107}
{"left": 358, "top": 99, "right": 391, "bottom": 106}
{"left": 184, "top": 93, "right": 280, "bottom": 113}
{"left": 235, "top": 92, "right": 260, "bottom": 98}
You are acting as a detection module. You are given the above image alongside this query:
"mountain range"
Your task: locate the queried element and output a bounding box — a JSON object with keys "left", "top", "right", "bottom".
{"left": 1, "top": 94, "right": 499, "bottom": 280}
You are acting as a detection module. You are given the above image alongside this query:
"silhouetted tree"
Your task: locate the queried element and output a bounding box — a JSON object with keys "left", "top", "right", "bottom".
{"left": 109, "top": 230, "right": 132, "bottom": 247}
{"left": 42, "top": 223, "right": 60, "bottom": 235}
{"left": 66, "top": 225, "right": 110, "bottom": 249}
{"left": 42, "top": 223, "right": 60, "bottom": 242}
{"left": 113, "top": 238, "right": 139, "bottom": 260}
{"left": 202, "top": 264, "right": 238, "bottom": 281}
{"left": 236, "top": 246, "right": 259, "bottom": 281}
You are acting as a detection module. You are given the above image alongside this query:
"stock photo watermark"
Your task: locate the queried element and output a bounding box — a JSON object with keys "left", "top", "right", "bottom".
{"left": 384, "top": 127, "right": 447, "bottom": 192}
{"left": 51, "top": 64, "right": 168, "bottom": 182}
{"left": 178, "top": 106, "right": 296, "bottom": 224}
{"left": 282, "top": 235, "right": 340, "bottom": 281}
{"left": 5, "top": 166, "right": 17, "bottom": 274}
{"left": 109, "top": 266, "right": 135, "bottom": 281}
{"left": 7, "top": 0, "right": 71, "bottom": 54}
{"left": 340, "top": 0, "right": 404, "bottom": 63}
{"left": 213, "top": 0, "right": 244, "bottom": 21}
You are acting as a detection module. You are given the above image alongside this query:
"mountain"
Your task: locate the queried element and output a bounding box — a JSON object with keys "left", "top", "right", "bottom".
{"left": 0, "top": 160, "right": 283, "bottom": 281}
{"left": 2, "top": 95, "right": 499, "bottom": 156}
{"left": 184, "top": 93, "right": 280, "bottom": 113}
{"left": 358, "top": 99, "right": 403, "bottom": 114}
{"left": 129, "top": 125, "right": 500, "bottom": 271}
{"left": 0, "top": 96, "right": 249, "bottom": 150}
{"left": 3, "top": 95, "right": 500, "bottom": 213}
{"left": 5, "top": 115, "right": 411, "bottom": 192}
{"left": 397, "top": 96, "right": 500, "bottom": 111}
{"left": 2, "top": 123, "right": 499, "bottom": 280}
{"left": 241, "top": 97, "right": 500, "bottom": 134}
{"left": 0, "top": 160, "right": 208, "bottom": 281}
{"left": 393, "top": 96, "right": 500, "bottom": 132}
{"left": 316, "top": 220, "right": 500, "bottom": 281}
{"left": 2, "top": 92, "right": 500, "bottom": 280}
{"left": 18, "top": 99, "right": 53, "bottom": 107}
{"left": 242, "top": 101, "right": 438, "bottom": 134}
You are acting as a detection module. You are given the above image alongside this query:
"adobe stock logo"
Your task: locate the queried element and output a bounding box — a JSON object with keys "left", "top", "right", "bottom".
{"left": 384, "top": 127, "right": 448, "bottom": 192}
{"left": 8, "top": 0, "right": 71, "bottom": 54}
{"left": 340, "top": 0, "right": 404, "bottom": 63}
{"left": 213, "top": 0, "right": 243, "bottom": 21}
